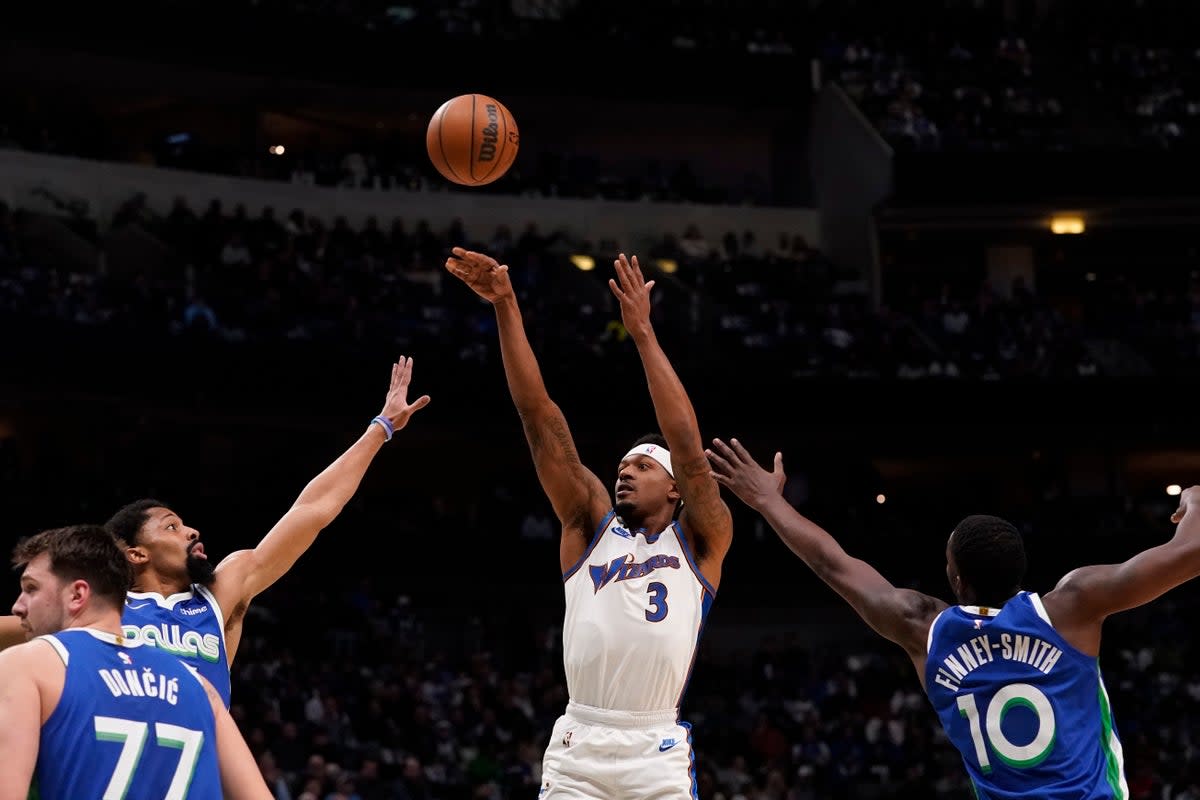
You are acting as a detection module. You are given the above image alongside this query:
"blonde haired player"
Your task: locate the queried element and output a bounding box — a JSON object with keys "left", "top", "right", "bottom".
{"left": 445, "top": 248, "right": 733, "bottom": 799}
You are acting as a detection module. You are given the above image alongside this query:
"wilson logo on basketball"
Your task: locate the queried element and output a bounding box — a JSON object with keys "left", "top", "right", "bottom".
{"left": 478, "top": 104, "right": 500, "bottom": 162}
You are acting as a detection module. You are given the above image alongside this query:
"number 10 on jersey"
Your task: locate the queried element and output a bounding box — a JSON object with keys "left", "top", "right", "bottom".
{"left": 956, "top": 682, "right": 1057, "bottom": 772}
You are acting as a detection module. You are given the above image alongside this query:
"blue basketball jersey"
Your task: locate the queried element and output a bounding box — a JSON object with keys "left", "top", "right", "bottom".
{"left": 122, "top": 586, "right": 231, "bottom": 707}
{"left": 34, "top": 628, "right": 222, "bottom": 800}
{"left": 925, "top": 591, "right": 1128, "bottom": 800}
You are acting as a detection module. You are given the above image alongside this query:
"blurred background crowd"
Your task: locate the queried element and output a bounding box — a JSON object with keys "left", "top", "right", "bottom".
{"left": 2, "top": 0, "right": 1200, "bottom": 798}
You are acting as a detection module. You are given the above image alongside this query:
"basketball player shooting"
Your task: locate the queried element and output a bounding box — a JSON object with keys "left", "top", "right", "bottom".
{"left": 707, "top": 437, "right": 1200, "bottom": 799}
{"left": 444, "top": 248, "right": 733, "bottom": 799}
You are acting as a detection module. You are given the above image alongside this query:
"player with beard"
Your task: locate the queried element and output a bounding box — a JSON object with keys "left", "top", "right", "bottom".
{"left": 0, "top": 356, "right": 430, "bottom": 706}
{"left": 0, "top": 525, "right": 274, "bottom": 800}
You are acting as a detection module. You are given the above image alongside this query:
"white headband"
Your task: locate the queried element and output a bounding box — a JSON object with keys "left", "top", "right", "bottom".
{"left": 623, "top": 443, "right": 674, "bottom": 478}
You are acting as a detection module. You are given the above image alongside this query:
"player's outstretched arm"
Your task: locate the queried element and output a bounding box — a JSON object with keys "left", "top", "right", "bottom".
{"left": 609, "top": 254, "right": 732, "bottom": 564}
{"left": 445, "top": 248, "right": 610, "bottom": 557}
{"left": 212, "top": 357, "right": 430, "bottom": 612}
{"left": 0, "top": 646, "right": 39, "bottom": 800}
{"left": 707, "top": 438, "right": 946, "bottom": 661}
{"left": 1044, "top": 484, "right": 1200, "bottom": 634}
{"left": 200, "top": 675, "right": 274, "bottom": 800}
{"left": 0, "top": 616, "right": 25, "bottom": 650}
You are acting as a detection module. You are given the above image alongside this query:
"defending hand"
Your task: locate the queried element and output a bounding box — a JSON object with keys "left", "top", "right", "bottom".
{"left": 706, "top": 438, "right": 787, "bottom": 510}
{"left": 379, "top": 356, "right": 432, "bottom": 431}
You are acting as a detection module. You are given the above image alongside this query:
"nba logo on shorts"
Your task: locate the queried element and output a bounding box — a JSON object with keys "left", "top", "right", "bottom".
{"left": 562, "top": 730, "right": 573, "bottom": 747}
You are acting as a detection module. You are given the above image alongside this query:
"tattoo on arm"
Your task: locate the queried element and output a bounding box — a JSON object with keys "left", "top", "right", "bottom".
{"left": 549, "top": 416, "right": 582, "bottom": 465}
{"left": 520, "top": 412, "right": 583, "bottom": 467}
{"left": 518, "top": 408, "right": 599, "bottom": 534}
{"left": 678, "top": 455, "right": 728, "bottom": 562}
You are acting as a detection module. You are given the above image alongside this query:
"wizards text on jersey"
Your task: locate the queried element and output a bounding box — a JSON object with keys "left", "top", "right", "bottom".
{"left": 589, "top": 553, "right": 681, "bottom": 593}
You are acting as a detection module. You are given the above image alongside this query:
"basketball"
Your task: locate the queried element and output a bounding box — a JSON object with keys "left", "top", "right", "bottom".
{"left": 425, "top": 94, "right": 520, "bottom": 187}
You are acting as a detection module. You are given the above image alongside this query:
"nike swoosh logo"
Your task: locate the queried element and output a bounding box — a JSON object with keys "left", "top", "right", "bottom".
{"left": 126, "top": 603, "right": 150, "bottom": 610}
{"left": 658, "top": 742, "right": 678, "bottom": 752}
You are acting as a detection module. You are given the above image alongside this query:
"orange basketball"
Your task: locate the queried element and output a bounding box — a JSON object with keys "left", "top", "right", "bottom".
{"left": 426, "top": 94, "right": 519, "bottom": 187}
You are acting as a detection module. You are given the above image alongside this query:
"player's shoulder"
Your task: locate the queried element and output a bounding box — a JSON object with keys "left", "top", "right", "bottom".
{"left": 0, "top": 634, "right": 63, "bottom": 675}
{"left": 1039, "top": 568, "right": 1099, "bottom": 610}
{"left": 911, "top": 589, "right": 951, "bottom": 617}
{"left": 213, "top": 548, "right": 252, "bottom": 572}
{"left": 902, "top": 589, "right": 950, "bottom": 639}
{"left": 208, "top": 548, "right": 253, "bottom": 597}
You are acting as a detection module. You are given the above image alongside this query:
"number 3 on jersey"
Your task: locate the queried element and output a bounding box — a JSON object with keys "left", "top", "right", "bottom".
{"left": 645, "top": 582, "right": 669, "bottom": 622}
{"left": 957, "top": 682, "right": 1057, "bottom": 772}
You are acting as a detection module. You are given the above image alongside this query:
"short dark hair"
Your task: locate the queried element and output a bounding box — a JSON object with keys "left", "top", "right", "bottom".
{"left": 630, "top": 432, "right": 668, "bottom": 450}
{"left": 12, "top": 525, "right": 131, "bottom": 607}
{"left": 106, "top": 498, "right": 167, "bottom": 546}
{"left": 950, "top": 515, "right": 1026, "bottom": 606}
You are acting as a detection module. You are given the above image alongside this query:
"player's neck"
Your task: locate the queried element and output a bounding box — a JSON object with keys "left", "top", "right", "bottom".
{"left": 132, "top": 570, "right": 191, "bottom": 597}
{"left": 959, "top": 590, "right": 1020, "bottom": 608}
{"left": 65, "top": 609, "right": 124, "bottom": 639}
{"left": 619, "top": 510, "right": 674, "bottom": 535}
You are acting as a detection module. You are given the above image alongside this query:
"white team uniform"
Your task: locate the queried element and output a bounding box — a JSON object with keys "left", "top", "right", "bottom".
{"left": 540, "top": 510, "right": 715, "bottom": 799}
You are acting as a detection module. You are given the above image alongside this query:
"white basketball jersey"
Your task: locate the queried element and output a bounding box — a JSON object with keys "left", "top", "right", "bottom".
{"left": 561, "top": 511, "right": 715, "bottom": 713}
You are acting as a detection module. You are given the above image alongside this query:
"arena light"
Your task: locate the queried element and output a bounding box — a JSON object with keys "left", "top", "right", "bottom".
{"left": 1049, "top": 214, "right": 1085, "bottom": 234}
{"left": 1167, "top": 484, "right": 1182, "bottom": 496}
{"left": 569, "top": 254, "right": 595, "bottom": 272}
{"left": 654, "top": 258, "right": 679, "bottom": 274}
{"left": 876, "top": 493, "right": 886, "bottom": 505}
{"left": 268, "top": 144, "right": 286, "bottom": 156}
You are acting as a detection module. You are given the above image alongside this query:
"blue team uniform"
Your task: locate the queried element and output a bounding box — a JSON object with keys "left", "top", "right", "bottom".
{"left": 925, "top": 591, "right": 1128, "bottom": 800}
{"left": 33, "top": 628, "right": 222, "bottom": 800}
{"left": 122, "top": 586, "right": 231, "bottom": 707}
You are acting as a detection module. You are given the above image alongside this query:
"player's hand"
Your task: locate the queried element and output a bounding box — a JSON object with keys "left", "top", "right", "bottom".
{"left": 706, "top": 438, "right": 786, "bottom": 510}
{"left": 1171, "top": 485, "right": 1200, "bottom": 524}
{"left": 379, "top": 356, "right": 431, "bottom": 431}
{"left": 608, "top": 253, "right": 655, "bottom": 339}
{"left": 444, "top": 247, "right": 515, "bottom": 304}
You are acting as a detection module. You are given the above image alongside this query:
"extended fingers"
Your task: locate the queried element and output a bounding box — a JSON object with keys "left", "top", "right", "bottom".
{"left": 612, "top": 254, "right": 631, "bottom": 292}
{"left": 446, "top": 248, "right": 499, "bottom": 269}
{"left": 729, "top": 438, "right": 756, "bottom": 464}
{"left": 705, "top": 441, "right": 735, "bottom": 472}
{"left": 613, "top": 253, "right": 654, "bottom": 294}
{"left": 398, "top": 356, "right": 414, "bottom": 389}
{"left": 629, "top": 254, "right": 645, "bottom": 283}
{"left": 709, "top": 438, "right": 732, "bottom": 459}
{"left": 709, "top": 437, "right": 741, "bottom": 464}
{"left": 618, "top": 253, "right": 645, "bottom": 293}
{"left": 705, "top": 452, "right": 733, "bottom": 480}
